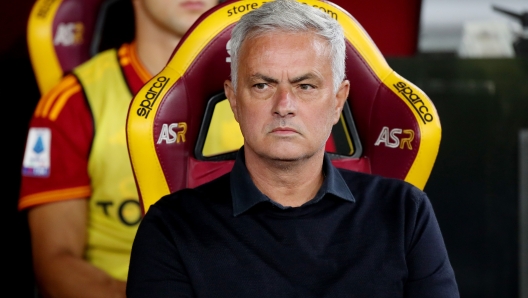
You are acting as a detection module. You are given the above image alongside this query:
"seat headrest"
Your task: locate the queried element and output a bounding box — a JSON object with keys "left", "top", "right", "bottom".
{"left": 127, "top": 0, "right": 441, "bottom": 213}
{"left": 27, "top": 0, "right": 134, "bottom": 94}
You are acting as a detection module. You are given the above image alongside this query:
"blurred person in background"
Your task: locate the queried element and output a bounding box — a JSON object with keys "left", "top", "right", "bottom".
{"left": 18, "top": 0, "right": 218, "bottom": 297}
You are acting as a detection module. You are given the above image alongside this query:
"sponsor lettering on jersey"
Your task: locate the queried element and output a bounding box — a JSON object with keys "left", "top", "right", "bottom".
{"left": 96, "top": 199, "right": 142, "bottom": 226}
{"left": 157, "top": 122, "right": 187, "bottom": 144}
{"left": 22, "top": 128, "right": 51, "bottom": 177}
{"left": 374, "top": 126, "right": 415, "bottom": 149}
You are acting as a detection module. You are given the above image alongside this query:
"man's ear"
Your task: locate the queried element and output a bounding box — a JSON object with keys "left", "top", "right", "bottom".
{"left": 224, "top": 80, "right": 239, "bottom": 122}
{"left": 333, "top": 79, "right": 350, "bottom": 124}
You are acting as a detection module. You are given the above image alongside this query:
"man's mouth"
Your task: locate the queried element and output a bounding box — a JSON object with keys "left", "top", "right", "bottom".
{"left": 180, "top": 1, "right": 206, "bottom": 10}
{"left": 271, "top": 127, "right": 298, "bottom": 135}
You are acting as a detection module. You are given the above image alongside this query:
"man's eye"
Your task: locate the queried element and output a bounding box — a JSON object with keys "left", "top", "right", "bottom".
{"left": 299, "top": 84, "right": 314, "bottom": 90}
{"left": 254, "top": 83, "right": 267, "bottom": 90}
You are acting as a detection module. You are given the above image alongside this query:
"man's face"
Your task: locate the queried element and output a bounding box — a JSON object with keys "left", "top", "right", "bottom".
{"left": 138, "top": 0, "right": 217, "bottom": 37}
{"left": 225, "top": 31, "right": 349, "bottom": 163}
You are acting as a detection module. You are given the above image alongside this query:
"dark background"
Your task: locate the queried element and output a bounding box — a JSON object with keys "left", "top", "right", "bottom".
{"left": 1, "top": 1, "right": 40, "bottom": 297}
{"left": 390, "top": 57, "right": 528, "bottom": 297}
{"left": 2, "top": 1, "right": 526, "bottom": 297}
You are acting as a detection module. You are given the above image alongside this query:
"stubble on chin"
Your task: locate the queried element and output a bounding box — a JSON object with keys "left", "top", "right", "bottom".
{"left": 252, "top": 143, "right": 321, "bottom": 171}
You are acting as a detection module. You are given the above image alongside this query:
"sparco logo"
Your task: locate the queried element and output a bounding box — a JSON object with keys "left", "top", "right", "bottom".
{"left": 393, "top": 82, "right": 434, "bottom": 124}
{"left": 137, "top": 76, "right": 169, "bottom": 119}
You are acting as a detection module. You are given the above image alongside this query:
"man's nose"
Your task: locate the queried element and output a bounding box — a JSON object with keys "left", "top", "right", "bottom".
{"left": 273, "top": 86, "right": 296, "bottom": 117}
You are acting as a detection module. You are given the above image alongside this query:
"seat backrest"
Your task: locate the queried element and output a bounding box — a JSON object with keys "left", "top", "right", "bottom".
{"left": 126, "top": 0, "right": 441, "bottom": 213}
{"left": 27, "top": 0, "right": 134, "bottom": 95}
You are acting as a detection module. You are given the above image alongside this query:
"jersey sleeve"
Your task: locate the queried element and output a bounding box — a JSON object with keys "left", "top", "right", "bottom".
{"left": 19, "top": 74, "right": 94, "bottom": 210}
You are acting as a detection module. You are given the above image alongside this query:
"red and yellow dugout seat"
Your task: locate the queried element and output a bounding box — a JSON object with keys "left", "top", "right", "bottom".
{"left": 126, "top": 0, "right": 442, "bottom": 213}
{"left": 27, "top": 0, "right": 134, "bottom": 95}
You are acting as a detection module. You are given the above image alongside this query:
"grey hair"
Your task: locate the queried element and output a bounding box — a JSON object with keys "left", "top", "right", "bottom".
{"left": 229, "top": 0, "right": 346, "bottom": 93}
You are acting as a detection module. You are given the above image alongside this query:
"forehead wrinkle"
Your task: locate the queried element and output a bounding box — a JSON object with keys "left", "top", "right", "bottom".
{"left": 241, "top": 32, "right": 330, "bottom": 86}
{"left": 249, "top": 73, "right": 279, "bottom": 84}
{"left": 250, "top": 72, "right": 320, "bottom": 84}
{"left": 289, "top": 73, "right": 320, "bottom": 84}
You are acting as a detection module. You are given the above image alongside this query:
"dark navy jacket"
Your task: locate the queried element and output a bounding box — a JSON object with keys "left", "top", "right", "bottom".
{"left": 127, "top": 149, "right": 459, "bottom": 297}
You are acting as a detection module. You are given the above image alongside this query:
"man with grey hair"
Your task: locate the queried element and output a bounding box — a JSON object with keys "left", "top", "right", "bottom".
{"left": 127, "top": 0, "right": 459, "bottom": 297}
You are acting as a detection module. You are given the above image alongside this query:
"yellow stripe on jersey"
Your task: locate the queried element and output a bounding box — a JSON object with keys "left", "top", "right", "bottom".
{"left": 49, "top": 84, "right": 82, "bottom": 121}
{"left": 36, "top": 75, "right": 79, "bottom": 119}
{"left": 118, "top": 45, "right": 131, "bottom": 67}
{"left": 128, "top": 43, "right": 151, "bottom": 82}
{"left": 18, "top": 185, "right": 91, "bottom": 210}
{"left": 35, "top": 75, "right": 77, "bottom": 117}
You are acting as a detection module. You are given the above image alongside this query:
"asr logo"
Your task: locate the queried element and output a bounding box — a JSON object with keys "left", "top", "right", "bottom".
{"left": 54, "top": 22, "right": 84, "bottom": 46}
{"left": 157, "top": 122, "right": 187, "bottom": 144}
{"left": 374, "top": 126, "right": 415, "bottom": 150}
